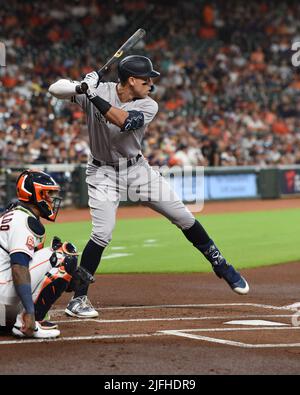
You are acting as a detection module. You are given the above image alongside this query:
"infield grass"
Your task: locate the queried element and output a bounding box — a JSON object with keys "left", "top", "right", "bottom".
{"left": 45, "top": 208, "right": 300, "bottom": 274}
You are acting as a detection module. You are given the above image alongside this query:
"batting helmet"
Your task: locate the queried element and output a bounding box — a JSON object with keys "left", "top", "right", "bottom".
{"left": 16, "top": 170, "right": 61, "bottom": 222}
{"left": 118, "top": 55, "right": 160, "bottom": 83}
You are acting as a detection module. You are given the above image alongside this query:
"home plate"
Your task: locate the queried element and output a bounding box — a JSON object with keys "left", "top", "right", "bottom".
{"left": 224, "top": 320, "right": 289, "bottom": 327}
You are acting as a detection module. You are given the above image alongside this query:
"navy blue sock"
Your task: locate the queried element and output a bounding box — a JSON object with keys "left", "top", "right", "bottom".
{"left": 74, "top": 239, "right": 105, "bottom": 298}
{"left": 182, "top": 220, "right": 226, "bottom": 267}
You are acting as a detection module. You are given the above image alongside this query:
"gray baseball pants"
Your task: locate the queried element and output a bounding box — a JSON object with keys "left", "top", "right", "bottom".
{"left": 86, "top": 158, "right": 195, "bottom": 247}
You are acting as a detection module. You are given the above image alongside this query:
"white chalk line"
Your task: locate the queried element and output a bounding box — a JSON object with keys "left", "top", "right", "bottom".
{"left": 224, "top": 320, "right": 288, "bottom": 327}
{"left": 281, "top": 302, "right": 300, "bottom": 311}
{"left": 50, "top": 303, "right": 292, "bottom": 316}
{"left": 51, "top": 314, "right": 295, "bottom": 325}
{"left": 161, "top": 327, "right": 300, "bottom": 348}
{"left": 102, "top": 253, "right": 133, "bottom": 260}
{"left": 163, "top": 327, "right": 300, "bottom": 333}
{"left": 1, "top": 326, "right": 300, "bottom": 347}
{"left": 1, "top": 303, "right": 298, "bottom": 348}
{"left": 0, "top": 332, "right": 164, "bottom": 346}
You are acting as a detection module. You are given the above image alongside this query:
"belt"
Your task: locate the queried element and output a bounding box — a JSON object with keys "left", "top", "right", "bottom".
{"left": 92, "top": 154, "right": 142, "bottom": 171}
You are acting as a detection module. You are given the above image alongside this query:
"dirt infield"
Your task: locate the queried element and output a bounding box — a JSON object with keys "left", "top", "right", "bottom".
{"left": 1, "top": 199, "right": 300, "bottom": 375}
{"left": 1, "top": 264, "right": 300, "bottom": 375}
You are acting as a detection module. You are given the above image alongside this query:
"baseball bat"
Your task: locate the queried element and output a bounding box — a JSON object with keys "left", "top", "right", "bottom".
{"left": 77, "top": 29, "right": 146, "bottom": 93}
{"left": 97, "top": 28, "right": 146, "bottom": 79}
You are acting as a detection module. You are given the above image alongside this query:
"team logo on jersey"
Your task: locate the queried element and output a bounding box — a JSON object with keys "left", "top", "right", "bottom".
{"left": 26, "top": 235, "right": 35, "bottom": 250}
{"left": 95, "top": 111, "right": 107, "bottom": 124}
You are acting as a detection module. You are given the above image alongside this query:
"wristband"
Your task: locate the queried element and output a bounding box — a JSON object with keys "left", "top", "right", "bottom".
{"left": 89, "top": 96, "right": 112, "bottom": 115}
{"left": 15, "top": 284, "right": 35, "bottom": 315}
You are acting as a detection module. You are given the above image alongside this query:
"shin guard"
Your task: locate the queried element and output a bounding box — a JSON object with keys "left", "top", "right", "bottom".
{"left": 34, "top": 267, "right": 72, "bottom": 321}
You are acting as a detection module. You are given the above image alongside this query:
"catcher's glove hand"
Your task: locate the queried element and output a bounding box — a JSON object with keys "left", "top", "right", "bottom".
{"left": 51, "top": 236, "right": 63, "bottom": 251}
{"left": 66, "top": 266, "right": 95, "bottom": 293}
{"left": 63, "top": 255, "right": 78, "bottom": 276}
{"left": 50, "top": 237, "right": 79, "bottom": 268}
{"left": 51, "top": 236, "right": 78, "bottom": 255}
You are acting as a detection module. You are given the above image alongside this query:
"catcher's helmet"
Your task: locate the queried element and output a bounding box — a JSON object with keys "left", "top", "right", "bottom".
{"left": 16, "top": 170, "right": 61, "bottom": 222}
{"left": 118, "top": 55, "right": 160, "bottom": 83}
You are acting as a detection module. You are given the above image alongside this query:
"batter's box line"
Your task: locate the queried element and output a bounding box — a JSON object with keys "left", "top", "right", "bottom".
{"left": 160, "top": 327, "right": 300, "bottom": 349}
{"left": 49, "top": 302, "right": 291, "bottom": 316}
{"left": 0, "top": 332, "right": 165, "bottom": 346}
{"left": 51, "top": 314, "right": 296, "bottom": 325}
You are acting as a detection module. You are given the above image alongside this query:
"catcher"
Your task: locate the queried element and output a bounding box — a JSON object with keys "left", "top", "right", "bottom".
{"left": 0, "top": 170, "right": 93, "bottom": 338}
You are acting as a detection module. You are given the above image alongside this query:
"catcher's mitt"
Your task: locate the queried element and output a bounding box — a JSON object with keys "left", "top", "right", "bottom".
{"left": 49, "top": 236, "right": 94, "bottom": 292}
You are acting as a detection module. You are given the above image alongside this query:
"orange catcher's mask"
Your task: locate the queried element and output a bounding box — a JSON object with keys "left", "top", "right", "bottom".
{"left": 16, "top": 170, "right": 62, "bottom": 222}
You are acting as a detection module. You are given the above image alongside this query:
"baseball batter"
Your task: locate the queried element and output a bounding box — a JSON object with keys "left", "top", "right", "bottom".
{"left": 49, "top": 55, "right": 249, "bottom": 318}
{"left": 0, "top": 170, "right": 91, "bottom": 337}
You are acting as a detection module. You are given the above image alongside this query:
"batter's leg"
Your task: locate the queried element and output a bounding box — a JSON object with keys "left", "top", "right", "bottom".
{"left": 139, "top": 168, "right": 249, "bottom": 295}
{"left": 66, "top": 168, "right": 120, "bottom": 317}
{"left": 182, "top": 220, "right": 249, "bottom": 295}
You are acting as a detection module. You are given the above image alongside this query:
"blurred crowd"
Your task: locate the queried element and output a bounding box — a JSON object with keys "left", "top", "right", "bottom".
{"left": 1, "top": 0, "right": 300, "bottom": 168}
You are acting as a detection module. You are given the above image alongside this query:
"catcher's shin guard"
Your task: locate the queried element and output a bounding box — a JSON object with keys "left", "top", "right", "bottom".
{"left": 34, "top": 266, "right": 73, "bottom": 321}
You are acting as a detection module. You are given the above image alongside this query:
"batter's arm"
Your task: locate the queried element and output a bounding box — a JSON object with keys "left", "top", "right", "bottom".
{"left": 48, "top": 79, "right": 81, "bottom": 99}
{"left": 80, "top": 72, "right": 145, "bottom": 130}
{"left": 49, "top": 78, "right": 131, "bottom": 127}
{"left": 91, "top": 99, "right": 145, "bottom": 131}
{"left": 102, "top": 105, "right": 128, "bottom": 127}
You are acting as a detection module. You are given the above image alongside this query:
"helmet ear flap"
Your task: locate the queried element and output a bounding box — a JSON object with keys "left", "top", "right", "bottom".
{"left": 16, "top": 170, "right": 35, "bottom": 203}
{"left": 25, "top": 171, "right": 34, "bottom": 196}
{"left": 16, "top": 170, "right": 28, "bottom": 187}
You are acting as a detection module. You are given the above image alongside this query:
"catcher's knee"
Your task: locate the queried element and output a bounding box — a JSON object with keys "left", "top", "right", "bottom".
{"left": 34, "top": 239, "right": 81, "bottom": 321}
{"left": 34, "top": 264, "right": 74, "bottom": 321}
{"left": 34, "top": 256, "right": 95, "bottom": 321}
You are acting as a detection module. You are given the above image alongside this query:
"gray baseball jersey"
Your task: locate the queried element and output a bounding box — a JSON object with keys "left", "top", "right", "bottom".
{"left": 72, "top": 82, "right": 158, "bottom": 163}
{"left": 70, "top": 80, "right": 195, "bottom": 247}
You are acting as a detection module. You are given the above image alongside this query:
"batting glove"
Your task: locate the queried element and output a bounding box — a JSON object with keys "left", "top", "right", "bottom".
{"left": 75, "top": 71, "right": 100, "bottom": 96}
{"left": 83, "top": 71, "right": 99, "bottom": 88}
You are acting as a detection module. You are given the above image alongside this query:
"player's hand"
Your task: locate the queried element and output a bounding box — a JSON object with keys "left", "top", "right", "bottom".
{"left": 21, "top": 313, "right": 36, "bottom": 337}
{"left": 83, "top": 71, "right": 99, "bottom": 90}
{"left": 75, "top": 71, "right": 99, "bottom": 95}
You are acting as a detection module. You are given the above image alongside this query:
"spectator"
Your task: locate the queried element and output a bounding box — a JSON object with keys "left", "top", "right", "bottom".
{"left": 1, "top": 0, "right": 300, "bottom": 169}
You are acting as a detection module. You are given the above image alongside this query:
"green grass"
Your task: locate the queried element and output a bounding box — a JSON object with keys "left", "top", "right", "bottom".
{"left": 45, "top": 208, "right": 300, "bottom": 274}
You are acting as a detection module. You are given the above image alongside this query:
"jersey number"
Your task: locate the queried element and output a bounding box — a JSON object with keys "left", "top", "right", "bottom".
{"left": 0, "top": 212, "right": 13, "bottom": 231}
